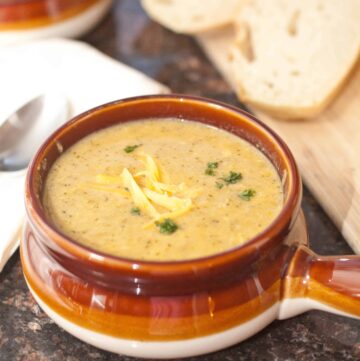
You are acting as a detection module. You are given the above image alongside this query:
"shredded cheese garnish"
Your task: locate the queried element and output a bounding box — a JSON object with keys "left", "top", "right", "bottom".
{"left": 88, "top": 153, "right": 196, "bottom": 228}
{"left": 143, "top": 188, "right": 191, "bottom": 211}
{"left": 121, "top": 167, "right": 160, "bottom": 219}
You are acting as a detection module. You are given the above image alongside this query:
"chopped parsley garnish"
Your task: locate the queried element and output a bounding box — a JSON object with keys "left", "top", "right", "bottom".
{"left": 155, "top": 218, "right": 178, "bottom": 234}
{"left": 221, "top": 171, "right": 242, "bottom": 185}
{"left": 131, "top": 207, "right": 141, "bottom": 215}
{"left": 205, "top": 161, "right": 219, "bottom": 176}
{"left": 207, "top": 161, "right": 219, "bottom": 169}
{"left": 124, "top": 144, "right": 142, "bottom": 153}
{"left": 215, "top": 181, "right": 224, "bottom": 189}
{"left": 239, "top": 189, "right": 256, "bottom": 201}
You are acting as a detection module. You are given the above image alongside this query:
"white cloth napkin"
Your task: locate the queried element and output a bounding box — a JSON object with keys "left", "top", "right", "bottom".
{"left": 0, "top": 38, "right": 168, "bottom": 272}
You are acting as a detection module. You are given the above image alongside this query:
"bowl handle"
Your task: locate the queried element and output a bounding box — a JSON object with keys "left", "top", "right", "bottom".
{"left": 278, "top": 245, "right": 360, "bottom": 320}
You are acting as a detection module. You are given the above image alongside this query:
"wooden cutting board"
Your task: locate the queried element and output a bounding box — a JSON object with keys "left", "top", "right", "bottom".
{"left": 197, "top": 27, "right": 360, "bottom": 254}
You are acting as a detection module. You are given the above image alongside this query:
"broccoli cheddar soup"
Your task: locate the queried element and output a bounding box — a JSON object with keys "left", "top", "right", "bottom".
{"left": 43, "top": 119, "right": 283, "bottom": 261}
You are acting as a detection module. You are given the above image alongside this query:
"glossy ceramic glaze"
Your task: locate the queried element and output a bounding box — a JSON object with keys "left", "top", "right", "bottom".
{"left": 20, "top": 95, "right": 360, "bottom": 358}
{"left": 0, "top": 0, "right": 111, "bottom": 45}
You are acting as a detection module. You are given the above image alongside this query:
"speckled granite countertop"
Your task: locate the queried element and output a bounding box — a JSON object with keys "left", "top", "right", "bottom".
{"left": 1, "top": 1, "right": 360, "bottom": 360}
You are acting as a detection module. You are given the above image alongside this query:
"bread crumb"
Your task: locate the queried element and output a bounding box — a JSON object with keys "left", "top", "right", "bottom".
{"left": 287, "top": 10, "right": 300, "bottom": 36}
{"left": 235, "top": 22, "right": 255, "bottom": 62}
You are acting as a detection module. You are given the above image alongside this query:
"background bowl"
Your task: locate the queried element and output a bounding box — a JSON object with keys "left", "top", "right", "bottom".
{"left": 0, "top": 0, "right": 112, "bottom": 45}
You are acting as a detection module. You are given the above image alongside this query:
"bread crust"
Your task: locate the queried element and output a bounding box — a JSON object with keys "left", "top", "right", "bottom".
{"left": 141, "top": 0, "right": 243, "bottom": 34}
{"left": 231, "top": 0, "right": 360, "bottom": 119}
{"left": 238, "top": 52, "right": 360, "bottom": 120}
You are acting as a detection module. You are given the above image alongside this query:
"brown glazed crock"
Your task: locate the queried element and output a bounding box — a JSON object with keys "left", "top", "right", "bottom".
{"left": 20, "top": 95, "right": 360, "bottom": 358}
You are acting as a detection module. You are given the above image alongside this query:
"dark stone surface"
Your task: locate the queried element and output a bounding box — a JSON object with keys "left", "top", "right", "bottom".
{"left": 1, "top": 1, "right": 359, "bottom": 360}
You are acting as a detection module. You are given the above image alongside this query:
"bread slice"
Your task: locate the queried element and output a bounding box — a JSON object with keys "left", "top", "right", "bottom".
{"left": 141, "top": 0, "right": 243, "bottom": 34}
{"left": 230, "top": 0, "right": 360, "bottom": 119}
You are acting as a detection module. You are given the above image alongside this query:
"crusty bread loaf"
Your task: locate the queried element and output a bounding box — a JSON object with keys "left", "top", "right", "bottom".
{"left": 141, "top": 0, "right": 243, "bottom": 34}
{"left": 230, "top": 0, "right": 360, "bottom": 119}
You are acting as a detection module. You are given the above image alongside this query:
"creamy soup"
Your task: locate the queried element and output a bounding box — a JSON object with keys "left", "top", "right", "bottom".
{"left": 43, "top": 119, "right": 283, "bottom": 261}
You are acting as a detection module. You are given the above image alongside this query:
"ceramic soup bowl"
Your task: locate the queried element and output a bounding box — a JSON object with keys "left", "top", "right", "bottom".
{"left": 21, "top": 95, "right": 360, "bottom": 359}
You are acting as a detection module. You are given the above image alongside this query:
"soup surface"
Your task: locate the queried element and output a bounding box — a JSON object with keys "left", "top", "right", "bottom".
{"left": 43, "top": 119, "right": 283, "bottom": 261}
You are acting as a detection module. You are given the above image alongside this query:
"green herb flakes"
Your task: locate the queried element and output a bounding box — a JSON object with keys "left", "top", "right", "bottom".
{"left": 205, "top": 168, "right": 215, "bottom": 176}
{"left": 207, "top": 162, "right": 219, "bottom": 169}
{"left": 124, "top": 144, "right": 142, "bottom": 153}
{"left": 205, "top": 161, "right": 219, "bottom": 176}
{"left": 239, "top": 189, "right": 256, "bottom": 201}
{"left": 215, "top": 181, "right": 224, "bottom": 189}
{"left": 155, "top": 218, "right": 178, "bottom": 234}
{"left": 221, "top": 171, "right": 242, "bottom": 185}
{"left": 131, "top": 207, "right": 141, "bottom": 215}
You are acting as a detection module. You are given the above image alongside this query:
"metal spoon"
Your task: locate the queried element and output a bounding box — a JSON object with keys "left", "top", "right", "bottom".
{"left": 0, "top": 92, "right": 69, "bottom": 172}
